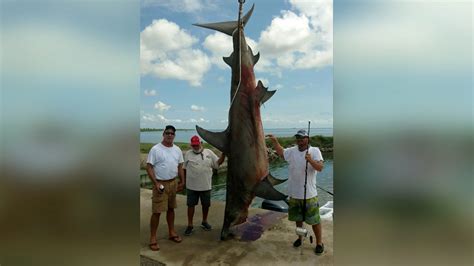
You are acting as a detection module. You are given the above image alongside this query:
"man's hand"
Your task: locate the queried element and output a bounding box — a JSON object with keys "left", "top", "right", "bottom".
{"left": 266, "top": 134, "right": 284, "bottom": 158}
{"left": 177, "top": 181, "right": 185, "bottom": 192}
{"left": 265, "top": 134, "right": 277, "bottom": 141}
{"left": 154, "top": 181, "right": 164, "bottom": 193}
{"left": 305, "top": 153, "right": 313, "bottom": 163}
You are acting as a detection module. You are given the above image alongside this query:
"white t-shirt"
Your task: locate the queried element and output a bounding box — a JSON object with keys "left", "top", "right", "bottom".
{"left": 184, "top": 149, "right": 219, "bottom": 191}
{"left": 147, "top": 143, "right": 184, "bottom": 180}
{"left": 283, "top": 146, "right": 324, "bottom": 199}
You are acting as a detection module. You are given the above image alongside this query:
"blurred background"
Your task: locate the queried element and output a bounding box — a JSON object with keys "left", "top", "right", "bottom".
{"left": 1, "top": 0, "right": 140, "bottom": 265}
{"left": 334, "top": 0, "right": 472, "bottom": 265}
{"left": 1, "top": 0, "right": 472, "bottom": 265}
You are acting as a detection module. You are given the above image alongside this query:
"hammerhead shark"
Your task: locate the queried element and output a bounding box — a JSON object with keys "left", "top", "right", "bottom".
{"left": 194, "top": 2, "right": 287, "bottom": 240}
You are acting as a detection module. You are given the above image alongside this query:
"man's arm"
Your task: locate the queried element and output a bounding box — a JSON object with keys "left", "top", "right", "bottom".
{"left": 304, "top": 153, "right": 324, "bottom": 172}
{"left": 266, "top": 134, "right": 284, "bottom": 158}
{"left": 177, "top": 162, "right": 185, "bottom": 192}
{"left": 146, "top": 163, "right": 161, "bottom": 190}
{"left": 217, "top": 153, "right": 226, "bottom": 166}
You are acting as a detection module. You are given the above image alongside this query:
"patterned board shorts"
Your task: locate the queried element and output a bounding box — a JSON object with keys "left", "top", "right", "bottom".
{"left": 288, "top": 196, "right": 320, "bottom": 225}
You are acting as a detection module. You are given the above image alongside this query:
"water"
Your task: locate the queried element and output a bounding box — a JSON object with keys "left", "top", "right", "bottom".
{"left": 140, "top": 159, "right": 334, "bottom": 208}
{"left": 211, "top": 159, "right": 334, "bottom": 208}
{"left": 141, "top": 127, "right": 333, "bottom": 143}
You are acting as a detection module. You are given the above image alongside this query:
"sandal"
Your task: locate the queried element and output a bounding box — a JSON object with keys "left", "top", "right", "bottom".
{"left": 149, "top": 242, "right": 160, "bottom": 251}
{"left": 293, "top": 238, "right": 302, "bottom": 247}
{"left": 168, "top": 235, "right": 183, "bottom": 243}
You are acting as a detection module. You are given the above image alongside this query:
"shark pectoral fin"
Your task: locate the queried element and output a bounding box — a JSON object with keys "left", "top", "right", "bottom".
{"left": 253, "top": 52, "right": 260, "bottom": 65}
{"left": 255, "top": 178, "right": 287, "bottom": 201}
{"left": 196, "top": 125, "right": 229, "bottom": 153}
{"left": 267, "top": 173, "right": 287, "bottom": 186}
{"left": 248, "top": 46, "right": 260, "bottom": 66}
{"left": 223, "top": 52, "right": 234, "bottom": 67}
{"left": 193, "top": 4, "right": 255, "bottom": 35}
{"left": 256, "top": 80, "right": 276, "bottom": 105}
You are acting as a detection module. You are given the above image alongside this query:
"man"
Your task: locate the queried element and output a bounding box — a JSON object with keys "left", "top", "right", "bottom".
{"left": 267, "top": 129, "right": 325, "bottom": 255}
{"left": 146, "top": 125, "right": 185, "bottom": 251}
{"left": 183, "top": 135, "right": 225, "bottom": 236}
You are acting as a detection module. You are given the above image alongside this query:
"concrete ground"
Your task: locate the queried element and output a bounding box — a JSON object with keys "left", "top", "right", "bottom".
{"left": 140, "top": 189, "right": 333, "bottom": 266}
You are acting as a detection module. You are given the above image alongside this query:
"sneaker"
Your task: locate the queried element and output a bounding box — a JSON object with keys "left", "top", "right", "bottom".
{"left": 315, "top": 243, "right": 324, "bottom": 255}
{"left": 184, "top": 226, "right": 193, "bottom": 236}
{"left": 201, "top": 222, "right": 212, "bottom": 231}
{"left": 293, "top": 238, "right": 302, "bottom": 247}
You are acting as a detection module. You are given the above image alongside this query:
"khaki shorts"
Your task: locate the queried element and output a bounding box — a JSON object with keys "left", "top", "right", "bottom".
{"left": 152, "top": 179, "right": 177, "bottom": 213}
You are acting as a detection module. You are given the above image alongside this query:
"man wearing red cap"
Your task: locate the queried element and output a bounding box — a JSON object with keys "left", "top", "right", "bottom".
{"left": 183, "top": 135, "right": 225, "bottom": 236}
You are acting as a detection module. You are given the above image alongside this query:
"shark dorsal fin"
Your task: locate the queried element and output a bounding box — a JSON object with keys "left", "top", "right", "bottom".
{"left": 196, "top": 125, "right": 229, "bottom": 153}
{"left": 193, "top": 4, "right": 255, "bottom": 36}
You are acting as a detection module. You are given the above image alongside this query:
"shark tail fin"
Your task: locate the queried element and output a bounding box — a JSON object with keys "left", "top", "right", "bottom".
{"left": 193, "top": 4, "right": 255, "bottom": 36}
{"left": 196, "top": 125, "right": 229, "bottom": 153}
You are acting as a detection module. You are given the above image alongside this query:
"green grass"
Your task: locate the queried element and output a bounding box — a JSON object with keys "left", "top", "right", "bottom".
{"left": 265, "top": 135, "right": 333, "bottom": 150}
{"left": 140, "top": 128, "right": 195, "bottom": 132}
{"left": 140, "top": 142, "right": 218, "bottom": 154}
{"left": 141, "top": 135, "right": 333, "bottom": 155}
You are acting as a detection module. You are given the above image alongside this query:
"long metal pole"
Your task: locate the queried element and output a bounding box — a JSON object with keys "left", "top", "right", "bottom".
{"left": 303, "top": 121, "right": 311, "bottom": 222}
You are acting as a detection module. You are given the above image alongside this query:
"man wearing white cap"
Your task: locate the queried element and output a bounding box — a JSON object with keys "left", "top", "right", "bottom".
{"left": 183, "top": 135, "right": 225, "bottom": 236}
{"left": 267, "top": 129, "right": 325, "bottom": 255}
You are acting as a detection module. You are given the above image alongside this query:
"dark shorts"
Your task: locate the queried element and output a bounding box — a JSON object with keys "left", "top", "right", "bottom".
{"left": 288, "top": 196, "right": 321, "bottom": 225}
{"left": 186, "top": 189, "right": 211, "bottom": 207}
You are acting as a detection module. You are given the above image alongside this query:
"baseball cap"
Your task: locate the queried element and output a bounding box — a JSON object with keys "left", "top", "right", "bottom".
{"left": 164, "top": 125, "right": 176, "bottom": 132}
{"left": 295, "top": 129, "right": 308, "bottom": 137}
{"left": 190, "top": 135, "right": 201, "bottom": 145}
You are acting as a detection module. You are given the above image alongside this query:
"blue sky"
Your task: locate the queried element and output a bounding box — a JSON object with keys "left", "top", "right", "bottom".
{"left": 140, "top": 0, "right": 333, "bottom": 129}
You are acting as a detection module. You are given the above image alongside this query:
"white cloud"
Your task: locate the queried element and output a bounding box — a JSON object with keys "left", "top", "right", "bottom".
{"left": 144, "top": 89, "right": 157, "bottom": 96}
{"left": 254, "top": 0, "right": 333, "bottom": 73}
{"left": 189, "top": 118, "right": 209, "bottom": 123}
{"left": 141, "top": 113, "right": 183, "bottom": 124}
{"left": 274, "top": 84, "right": 283, "bottom": 90}
{"left": 141, "top": 19, "right": 211, "bottom": 86}
{"left": 191, "top": 104, "right": 205, "bottom": 112}
{"left": 259, "top": 11, "right": 312, "bottom": 55}
{"left": 154, "top": 101, "right": 171, "bottom": 112}
{"left": 203, "top": 32, "right": 259, "bottom": 69}
{"left": 141, "top": 0, "right": 206, "bottom": 13}
{"left": 203, "top": 32, "right": 233, "bottom": 69}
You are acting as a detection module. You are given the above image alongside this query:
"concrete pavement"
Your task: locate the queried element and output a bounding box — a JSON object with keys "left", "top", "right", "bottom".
{"left": 140, "top": 189, "right": 333, "bottom": 265}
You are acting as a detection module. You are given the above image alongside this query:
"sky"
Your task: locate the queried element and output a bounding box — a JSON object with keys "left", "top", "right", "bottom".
{"left": 140, "top": 0, "right": 333, "bottom": 129}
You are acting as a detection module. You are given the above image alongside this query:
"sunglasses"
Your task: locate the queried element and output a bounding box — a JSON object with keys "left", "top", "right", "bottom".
{"left": 164, "top": 131, "right": 175, "bottom": 135}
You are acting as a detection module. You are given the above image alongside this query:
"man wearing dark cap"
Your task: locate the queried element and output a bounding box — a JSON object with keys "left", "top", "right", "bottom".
{"left": 146, "top": 125, "right": 185, "bottom": 251}
{"left": 183, "top": 135, "right": 225, "bottom": 236}
{"left": 267, "top": 129, "right": 325, "bottom": 255}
